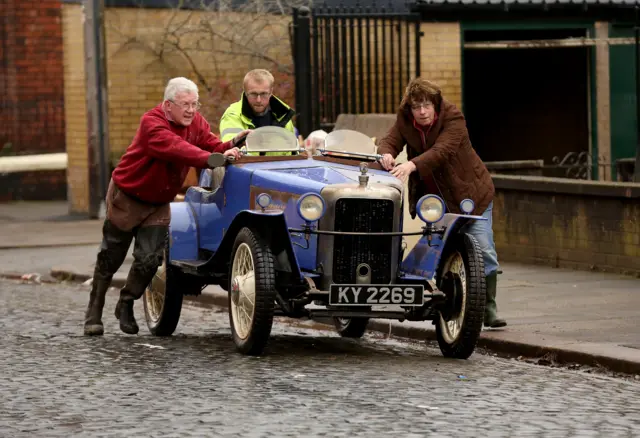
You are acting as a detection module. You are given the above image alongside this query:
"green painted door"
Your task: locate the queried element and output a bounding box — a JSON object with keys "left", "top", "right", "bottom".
{"left": 609, "top": 25, "right": 638, "bottom": 175}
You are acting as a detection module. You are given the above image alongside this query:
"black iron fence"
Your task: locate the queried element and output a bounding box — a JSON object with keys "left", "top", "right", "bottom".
{"left": 292, "top": 5, "right": 422, "bottom": 137}
{"left": 487, "top": 152, "right": 636, "bottom": 181}
{"left": 547, "top": 152, "right": 636, "bottom": 182}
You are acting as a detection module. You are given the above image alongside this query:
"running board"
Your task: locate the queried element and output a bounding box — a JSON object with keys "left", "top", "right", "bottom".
{"left": 172, "top": 260, "right": 206, "bottom": 273}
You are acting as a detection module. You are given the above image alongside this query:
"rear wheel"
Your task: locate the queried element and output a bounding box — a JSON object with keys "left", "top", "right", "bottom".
{"left": 435, "top": 233, "right": 486, "bottom": 359}
{"left": 333, "top": 317, "right": 369, "bottom": 338}
{"left": 228, "top": 227, "right": 276, "bottom": 355}
{"left": 143, "top": 238, "right": 184, "bottom": 336}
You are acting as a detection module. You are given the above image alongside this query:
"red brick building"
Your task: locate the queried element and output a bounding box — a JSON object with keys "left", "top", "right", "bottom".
{"left": 0, "top": 0, "right": 66, "bottom": 201}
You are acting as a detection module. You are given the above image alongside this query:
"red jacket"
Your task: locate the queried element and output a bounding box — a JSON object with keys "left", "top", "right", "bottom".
{"left": 111, "top": 104, "right": 232, "bottom": 204}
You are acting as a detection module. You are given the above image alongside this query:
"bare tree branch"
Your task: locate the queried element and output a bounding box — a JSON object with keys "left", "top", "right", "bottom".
{"left": 108, "top": 0, "right": 311, "bottom": 130}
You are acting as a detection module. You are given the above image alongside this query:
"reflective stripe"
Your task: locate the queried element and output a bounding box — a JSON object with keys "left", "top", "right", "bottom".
{"left": 221, "top": 127, "right": 243, "bottom": 138}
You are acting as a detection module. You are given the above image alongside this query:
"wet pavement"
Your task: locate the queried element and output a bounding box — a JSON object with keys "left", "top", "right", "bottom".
{"left": 1, "top": 278, "right": 639, "bottom": 437}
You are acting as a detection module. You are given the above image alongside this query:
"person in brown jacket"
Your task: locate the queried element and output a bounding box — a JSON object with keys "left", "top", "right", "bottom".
{"left": 377, "top": 77, "right": 506, "bottom": 328}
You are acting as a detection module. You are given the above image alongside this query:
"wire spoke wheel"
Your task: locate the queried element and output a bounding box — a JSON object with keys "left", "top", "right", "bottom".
{"left": 143, "top": 238, "right": 184, "bottom": 336}
{"left": 438, "top": 251, "right": 467, "bottom": 344}
{"left": 228, "top": 227, "right": 276, "bottom": 355}
{"left": 230, "top": 243, "right": 256, "bottom": 340}
{"left": 435, "top": 233, "right": 486, "bottom": 359}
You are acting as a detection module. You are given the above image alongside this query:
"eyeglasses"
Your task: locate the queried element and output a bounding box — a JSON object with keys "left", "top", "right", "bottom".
{"left": 170, "top": 100, "right": 201, "bottom": 111}
{"left": 246, "top": 91, "right": 271, "bottom": 100}
{"left": 411, "top": 102, "right": 434, "bottom": 110}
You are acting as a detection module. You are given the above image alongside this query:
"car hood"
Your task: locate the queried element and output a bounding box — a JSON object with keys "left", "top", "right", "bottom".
{"left": 251, "top": 162, "right": 404, "bottom": 193}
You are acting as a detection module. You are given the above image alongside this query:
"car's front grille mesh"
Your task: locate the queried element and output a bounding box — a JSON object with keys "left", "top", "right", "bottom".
{"left": 333, "top": 198, "right": 394, "bottom": 284}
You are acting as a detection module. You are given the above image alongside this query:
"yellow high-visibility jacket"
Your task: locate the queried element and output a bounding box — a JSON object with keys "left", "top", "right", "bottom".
{"left": 219, "top": 93, "right": 296, "bottom": 156}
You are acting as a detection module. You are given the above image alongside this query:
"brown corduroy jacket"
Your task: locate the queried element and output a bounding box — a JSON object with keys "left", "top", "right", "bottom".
{"left": 377, "top": 99, "right": 494, "bottom": 218}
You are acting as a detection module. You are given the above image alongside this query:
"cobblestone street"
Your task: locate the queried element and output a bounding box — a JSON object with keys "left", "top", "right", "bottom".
{"left": 1, "top": 278, "right": 639, "bottom": 437}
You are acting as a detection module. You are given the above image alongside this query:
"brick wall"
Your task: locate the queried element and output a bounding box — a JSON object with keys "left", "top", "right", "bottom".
{"left": 419, "top": 22, "right": 462, "bottom": 108}
{"left": 106, "top": 8, "right": 294, "bottom": 151}
{"left": 492, "top": 175, "right": 640, "bottom": 276}
{"left": 0, "top": 171, "right": 67, "bottom": 202}
{"left": 0, "top": 0, "right": 66, "bottom": 201}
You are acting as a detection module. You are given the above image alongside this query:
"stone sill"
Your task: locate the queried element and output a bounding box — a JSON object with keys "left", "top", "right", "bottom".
{"left": 493, "top": 174, "right": 640, "bottom": 199}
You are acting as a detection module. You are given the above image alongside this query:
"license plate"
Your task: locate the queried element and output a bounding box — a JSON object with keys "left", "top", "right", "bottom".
{"left": 329, "top": 285, "right": 424, "bottom": 306}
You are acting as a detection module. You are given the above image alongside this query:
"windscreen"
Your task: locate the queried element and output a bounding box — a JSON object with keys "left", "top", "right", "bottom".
{"left": 243, "top": 126, "right": 299, "bottom": 153}
{"left": 323, "top": 129, "right": 377, "bottom": 157}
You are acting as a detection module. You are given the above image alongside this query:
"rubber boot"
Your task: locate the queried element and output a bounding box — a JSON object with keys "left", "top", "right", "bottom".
{"left": 83, "top": 272, "right": 111, "bottom": 336}
{"left": 115, "top": 226, "right": 166, "bottom": 335}
{"left": 115, "top": 298, "right": 139, "bottom": 335}
{"left": 484, "top": 272, "right": 507, "bottom": 328}
{"left": 84, "top": 220, "right": 133, "bottom": 336}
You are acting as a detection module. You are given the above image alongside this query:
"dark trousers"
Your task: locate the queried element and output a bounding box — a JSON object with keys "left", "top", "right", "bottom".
{"left": 95, "top": 220, "right": 167, "bottom": 302}
{"left": 85, "top": 180, "right": 171, "bottom": 329}
{"left": 102, "top": 179, "right": 170, "bottom": 300}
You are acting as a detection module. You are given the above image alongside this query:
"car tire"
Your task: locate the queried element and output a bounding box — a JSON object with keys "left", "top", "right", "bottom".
{"left": 435, "top": 232, "right": 486, "bottom": 359}
{"left": 228, "top": 227, "right": 276, "bottom": 356}
{"left": 143, "top": 237, "right": 184, "bottom": 336}
{"left": 333, "top": 317, "right": 369, "bottom": 338}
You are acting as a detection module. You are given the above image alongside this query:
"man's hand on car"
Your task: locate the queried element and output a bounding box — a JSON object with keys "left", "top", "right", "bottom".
{"left": 223, "top": 147, "right": 242, "bottom": 160}
{"left": 380, "top": 153, "right": 396, "bottom": 171}
{"left": 232, "top": 129, "right": 252, "bottom": 147}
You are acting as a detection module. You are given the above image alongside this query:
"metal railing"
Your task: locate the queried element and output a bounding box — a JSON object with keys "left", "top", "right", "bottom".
{"left": 293, "top": 5, "right": 422, "bottom": 137}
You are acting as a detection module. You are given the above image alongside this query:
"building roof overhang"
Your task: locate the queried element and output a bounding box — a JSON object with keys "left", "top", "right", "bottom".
{"left": 411, "top": 0, "right": 639, "bottom": 22}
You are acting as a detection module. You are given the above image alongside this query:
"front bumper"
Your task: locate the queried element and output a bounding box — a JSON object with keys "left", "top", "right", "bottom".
{"left": 299, "top": 287, "right": 446, "bottom": 321}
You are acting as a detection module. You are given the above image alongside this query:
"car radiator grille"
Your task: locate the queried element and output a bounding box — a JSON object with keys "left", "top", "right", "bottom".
{"left": 332, "top": 198, "right": 394, "bottom": 284}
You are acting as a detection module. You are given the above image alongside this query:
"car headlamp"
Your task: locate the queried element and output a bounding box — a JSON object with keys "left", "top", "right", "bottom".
{"left": 416, "top": 194, "right": 445, "bottom": 224}
{"left": 460, "top": 198, "right": 475, "bottom": 215}
{"left": 256, "top": 193, "right": 272, "bottom": 209}
{"left": 297, "top": 193, "right": 325, "bottom": 222}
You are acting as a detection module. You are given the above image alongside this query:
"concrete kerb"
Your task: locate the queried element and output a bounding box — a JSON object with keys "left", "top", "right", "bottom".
{"left": 0, "top": 241, "right": 104, "bottom": 251}
{"left": 24, "top": 267, "right": 640, "bottom": 375}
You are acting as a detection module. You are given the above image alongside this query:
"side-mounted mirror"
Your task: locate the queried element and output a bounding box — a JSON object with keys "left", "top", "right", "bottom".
{"left": 207, "top": 153, "right": 227, "bottom": 168}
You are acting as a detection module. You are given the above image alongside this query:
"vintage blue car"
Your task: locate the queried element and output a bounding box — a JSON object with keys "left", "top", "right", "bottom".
{"left": 143, "top": 126, "right": 487, "bottom": 359}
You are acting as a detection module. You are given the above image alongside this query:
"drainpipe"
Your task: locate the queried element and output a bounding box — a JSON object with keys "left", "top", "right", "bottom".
{"left": 83, "top": 0, "right": 110, "bottom": 218}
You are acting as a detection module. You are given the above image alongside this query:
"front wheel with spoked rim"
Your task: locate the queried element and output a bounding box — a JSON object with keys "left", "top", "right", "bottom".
{"left": 435, "top": 233, "right": 486, "bottom": 359}
{"left": 228, "top": 227, "right": 276, "bottom": 356}
{"left": 143, "top": 239, "right": 185, "bottom": 336}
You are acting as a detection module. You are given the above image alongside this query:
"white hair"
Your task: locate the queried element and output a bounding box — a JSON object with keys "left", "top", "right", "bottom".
{"left": 164, "top": 77, "right": 199, "bottom": 101}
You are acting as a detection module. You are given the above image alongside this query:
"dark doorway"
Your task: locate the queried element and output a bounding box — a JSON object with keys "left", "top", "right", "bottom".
{"left": 462, "top": 28, "right": 590, "bottom": 165}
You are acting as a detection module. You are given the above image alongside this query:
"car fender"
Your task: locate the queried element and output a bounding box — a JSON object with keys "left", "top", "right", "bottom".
{"left": 401, "top": 214, "right": 484, "bottom": 281}
{"left": 209, "top": 210, "right": 304, "bottom": 282}
{"left": 168, "top": 202, "right": 199, "bottom": 262}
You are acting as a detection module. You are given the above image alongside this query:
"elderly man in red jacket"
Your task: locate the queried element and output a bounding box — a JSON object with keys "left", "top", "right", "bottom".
{"left": 84, "top": 77, "right": 248, "bottom": 336}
